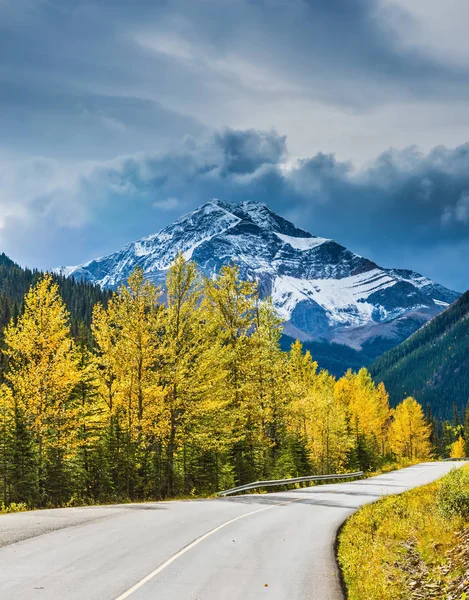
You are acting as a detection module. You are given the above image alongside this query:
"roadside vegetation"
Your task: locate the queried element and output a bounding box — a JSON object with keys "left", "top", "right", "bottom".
{"left": 338, "top": 465, "right": 469, "bottom": 600}
{"left": 0, "top": 502, "right": 28, "bottom": 515}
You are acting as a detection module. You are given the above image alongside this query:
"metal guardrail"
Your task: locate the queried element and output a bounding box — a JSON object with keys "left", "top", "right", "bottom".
{"left": 443, "top": 457, "right": 468, "bottom": 461}
{"left": 218, "top": 471, "right": 364, "bottom": 496}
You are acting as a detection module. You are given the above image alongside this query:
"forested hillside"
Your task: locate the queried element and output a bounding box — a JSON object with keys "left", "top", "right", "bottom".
{"left": 0, "top": 257, "right": 433, "bottom": 509}
{"left": 0, "top": 253, "right": 111, "bottom": 335}
{"left": 370, "top": 291, "right": 469, "bottom": 419}
{"left": 280, "top": 335, "right": 370, "bottom": 377}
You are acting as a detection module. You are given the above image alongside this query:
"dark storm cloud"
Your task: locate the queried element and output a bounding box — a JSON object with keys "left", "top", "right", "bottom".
{"left": 3, "top": 128, "right": 468, "bottom": 290}
{"left": 215, "top": 129, "right": 287, "bottom": 175}
{"left": 1, "top": 0, "right": 469, "bottom": 161}
{"left": 85, "top": 131, "right": 469, "bottom": 291}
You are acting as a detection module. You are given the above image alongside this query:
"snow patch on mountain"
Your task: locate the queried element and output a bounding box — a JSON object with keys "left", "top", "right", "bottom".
{"left": 272, "top": 269, "right": 400, "bottom": 324}
{"left": 433, "top": 299, "right": 450, "bottom": 307}
{"left": 274, "top": 233, "right": 328, "bottom": 251}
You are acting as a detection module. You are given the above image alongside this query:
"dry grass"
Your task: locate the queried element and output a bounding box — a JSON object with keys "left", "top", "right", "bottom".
{"left": 337, "top": 466, "right": 469, "bottom": 600}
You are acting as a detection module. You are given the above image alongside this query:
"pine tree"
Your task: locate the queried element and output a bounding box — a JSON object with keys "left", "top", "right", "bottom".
{"left": 72, "top": 324, "right": 111, "bottom": 502}
{"left": 464, "top": 400, "right": 469, "bottom": 457}
{"left": 9, "top": 398, "right": 37, "bottom": 506}
{"left": 441, "top": 421, "right": 460, "bottom": 458}
{"left": 453, "top": 402, "right": 461, "bottom": 428}
{"left": 425, "top": 404, "right": 440, "bottom": 456}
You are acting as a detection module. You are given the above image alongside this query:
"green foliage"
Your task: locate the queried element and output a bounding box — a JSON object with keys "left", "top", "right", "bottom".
{"left": 438, "top": 467, "right": 469, "bottom": 518}
{"left": 370, "top": 291, "right": 469, "bottom": 419}
{"left": 465, "top": 401, "right": 469, "bottom": 457}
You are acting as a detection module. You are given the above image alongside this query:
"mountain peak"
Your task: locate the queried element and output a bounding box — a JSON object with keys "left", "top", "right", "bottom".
{"left": 58, "top": 200, "right": 459, "bottom": 356}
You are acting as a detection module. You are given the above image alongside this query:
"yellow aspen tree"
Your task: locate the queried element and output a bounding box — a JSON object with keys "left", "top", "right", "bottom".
{"left": 202, "top": 265, "right": 257, "bottom": 483}
{"left": 112, "top": 269, "right": 164, "bottom": 437}
{"left": 286, "top": 340, "right": 318, "bottom": 440}
{"left": 92, "top": 269, "right": 165, "bottom": 498}
{"left": 182, "top": 323, "right": 233, "bottom": 490}
{"left": 247, "top": 298, "right": 288, "bottom": 476}
{"left": 91, "top": 303, "right": 120, "bottom": 416}
{"left": 4, "top": 275, "right": 81, "bottom": 504}
{"left": 376, "top": 382, "right": 392, "bottom": 455}
{"left": 336, "top": 369, "right": 390, "bottom": 467}
{"left": 159, "top": 255, "right": 204, "bottom": 494}
{"left": 306, "top": 370, "right": 352, "bottom": 474}
{"left": 450, "top": 435, "right": 466, "bottom": 458}
{"left": 350, "top": 369, "right": 386, "bottom": 439}
{"left": 288, "top": 345, "right": 351, "bottom": 475}
{"left": 389, "top": 396, "right": 431, "bottom": 460}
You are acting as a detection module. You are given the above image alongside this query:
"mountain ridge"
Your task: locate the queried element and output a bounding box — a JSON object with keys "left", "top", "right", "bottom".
{"left": 57, "top": 199, "right": 459, "bottom": 357}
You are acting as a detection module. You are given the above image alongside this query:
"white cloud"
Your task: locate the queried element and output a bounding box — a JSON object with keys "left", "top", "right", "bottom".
{"left": 153, "top": 197, "right": 180, "bottom": 211}
{"left": 382, "top": 0, "right": 469, "bottom": 67}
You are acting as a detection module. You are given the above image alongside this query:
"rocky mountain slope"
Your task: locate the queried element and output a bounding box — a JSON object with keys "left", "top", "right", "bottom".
{"left": 58, "top": 199, "right": 459, "bottom": 358}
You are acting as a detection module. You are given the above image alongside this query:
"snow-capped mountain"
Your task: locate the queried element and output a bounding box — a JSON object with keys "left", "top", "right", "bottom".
{"left": 58, "top": 199, "right": 459, "bottom": 357}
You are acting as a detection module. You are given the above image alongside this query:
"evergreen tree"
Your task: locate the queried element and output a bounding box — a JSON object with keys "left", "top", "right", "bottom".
{"left": 464, "top": 400, "right": 469, "bottom": 457}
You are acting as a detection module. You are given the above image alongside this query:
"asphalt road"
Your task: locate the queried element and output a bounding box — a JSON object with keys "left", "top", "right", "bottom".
{"left": 0, "top": 461, "right": 465, "bottom": 600}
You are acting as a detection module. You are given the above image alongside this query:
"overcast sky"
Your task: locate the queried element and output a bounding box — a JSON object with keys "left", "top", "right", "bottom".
{"left": 2, "top": 0, "right": 469, "bottom": 291}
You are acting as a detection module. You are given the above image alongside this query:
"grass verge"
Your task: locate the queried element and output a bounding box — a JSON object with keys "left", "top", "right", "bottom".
{"left": 337, "top": 465, "right": 469, "bottom": 600}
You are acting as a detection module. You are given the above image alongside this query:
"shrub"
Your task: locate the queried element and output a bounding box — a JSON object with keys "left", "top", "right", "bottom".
{"left": 438, "top": 467, "right": 469, "bottom": 518}
{"left": 0, "top": 502, "right": 29, "bottom": 514}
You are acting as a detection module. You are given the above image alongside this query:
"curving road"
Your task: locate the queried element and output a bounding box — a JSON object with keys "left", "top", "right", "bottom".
{"left": 0, "top": 462, "right": 465, "bottom": 600}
